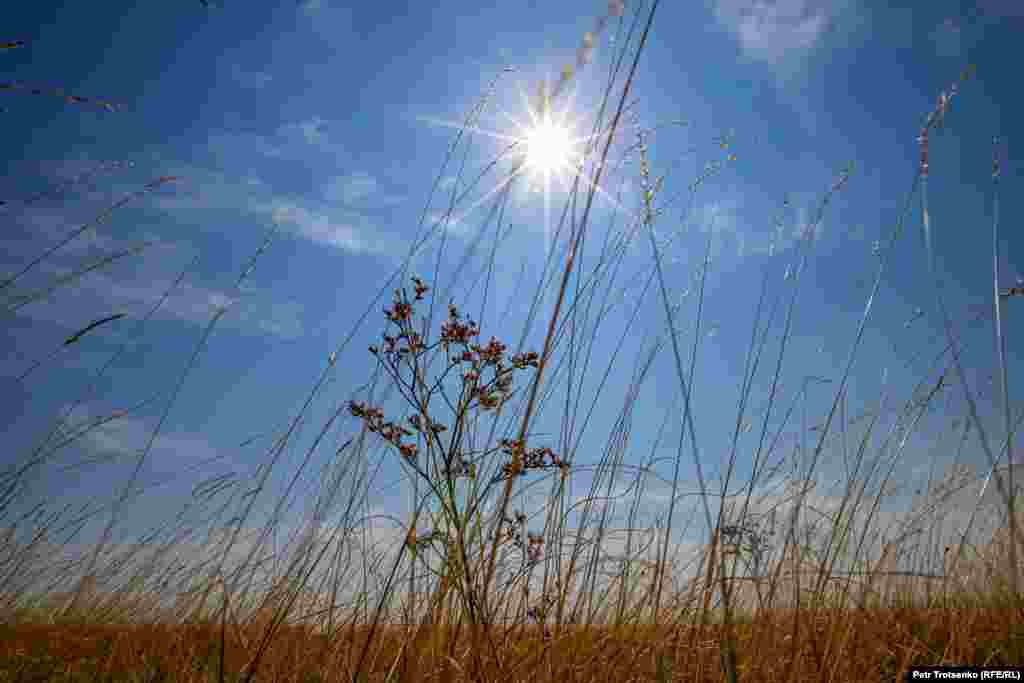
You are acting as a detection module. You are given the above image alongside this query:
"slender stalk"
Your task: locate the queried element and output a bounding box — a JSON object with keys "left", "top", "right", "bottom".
{"left": 990, "top": 136, "right": 1017, "bottom": 600}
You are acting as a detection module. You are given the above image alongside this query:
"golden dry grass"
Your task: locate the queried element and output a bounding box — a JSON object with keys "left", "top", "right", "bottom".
{"left": 1, "top": 603, "right": 1022, "bottom": 682}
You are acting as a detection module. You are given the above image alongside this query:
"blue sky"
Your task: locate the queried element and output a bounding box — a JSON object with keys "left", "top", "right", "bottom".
{"left": 3, "top": 0, "right": 1024, "bottom": 601}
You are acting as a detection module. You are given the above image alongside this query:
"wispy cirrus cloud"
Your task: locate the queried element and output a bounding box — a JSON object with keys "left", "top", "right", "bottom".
{"left": 5, "top": 205, "right": 119, "bottom": 254}
{"left": 711, "top": 1, "right": 865, "bottom": 134}
{"left": 738, "top": 196, "right": 826, "bottom": 259}
{"left": 323, "top": 172, "right": 408, "bottom": 209}
{"left": 147, "top": 165, "right": 268, "bottom": 213}
{"left": 161, "top": 280, "right": 306, "bottom": 339}
{"left": 325, "top": 172, "right": 377, "bottom": 204}
{"left": 693, "top": 198, "right": 742, "bottom": 262}
{"left": 425, "top": 209, "right": 471, "bottom": 238}
{"left": 268, "top": 200, "right": 392, "bottom": 256}
{"left": 713, "top": 0, "right": 836, "bottom": 64}
{"left": 90, "top": 157, "right": 392, "bottom": 259}
{"left": 207, "top": 116, "right": 343, "bottom": 163}
{"left": 8, "top": 250, "right": 306, "bottom": 342}
{"left": 79, "top": 409, "right": 238, "bottom": 478}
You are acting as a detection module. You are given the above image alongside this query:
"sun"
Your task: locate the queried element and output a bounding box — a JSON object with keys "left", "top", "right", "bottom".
{"left": 523, "top": 115, "right": 576, "bottom": 177}
{"left": 522, "top": 117, "right": 576, "bottom": 178}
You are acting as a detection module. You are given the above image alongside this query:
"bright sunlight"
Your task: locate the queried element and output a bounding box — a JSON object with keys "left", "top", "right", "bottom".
{"left": 522, "top": 114, "right": 577, "bottom": 177}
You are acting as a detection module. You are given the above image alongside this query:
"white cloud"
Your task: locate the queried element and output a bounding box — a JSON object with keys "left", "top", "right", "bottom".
{"left": 74, "top": 154, "right": 395, "bottom": 262}
{"left": 697, "top": 199, "right": 740, "bottom": 236}
{"left": 744, "top": 197, "right": 826, "bottom": 257}
{"left": 148, "top": 166, "right": 266, "bottom": 212}
{"left": 714, "top": 0, "right": 834, "bottom": 63}
{"left": 269, "top": 201, "right": 387, "bottom": 254}
{"left": 691, "top": 198, "right": 742, "bottom": 262}
{"left": 236, "top": 297, "right": 306, "bottom": 338}
{"left": 9, "top": 254, "right": 306, "bottom": 341}
{"left": 712, "top": 1, "right": 866, "bottom": 134}
{"left": 81, "top": 413, "right": 234, "bottom": 477}
{"left": 324, "top": 172, "right": 376, "bottom": 204}
{"left": 111, "top": 156, "right": 391, "bottom": 261}
{"left": 208, "top": 117, "right": 338, "bottom": 163}
{"left": 426, "top": 209, "right": 472, "bottom": 238}
{"left": 324, "top": 172, "right": 407, "bottom": 209}
{"left": 6, "top": 206, "right": 116, "bottom": 253}
{"left": 166, "top": 282, "right": 305, "bottom": 339}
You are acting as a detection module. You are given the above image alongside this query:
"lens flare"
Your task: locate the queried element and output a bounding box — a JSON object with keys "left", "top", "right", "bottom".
{"left": 523, "top": 115, "right": 575, "bottom": 177}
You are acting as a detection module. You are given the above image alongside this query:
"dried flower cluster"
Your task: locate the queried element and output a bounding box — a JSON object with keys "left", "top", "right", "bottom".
{"left": 408, "top": 413, "right": 447, "bottom": 435}
{"left": 918, "top": 87, "right": 956, "bottom": 177}
{"left": 349, "top": 400, "right": 418, "bottom": 461}
{"left": 440, "top": 303, "right": 479, "bottom": 348}
{"left": 719, "top": 514, "right": 776, "bottom": 573}
{"left": 918, "top": 66, "right": 973, "bottom": 178}
{"left": 443, "top": 454, "right": 476, "bottom": 480}
{"left": 1000, "top": 287, "right": 1024, "bottom": 299}
{"left": 494, "top": 438, "right": 568, "bottom": 483}
{"left": 444, "top": 314, "right": 539, "bottom": 412}
{"left": 497, "top": 510, "right": 545, "bottom": 567}
{"left": 351, "top": 278, "right": 550, "bottom": 483}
